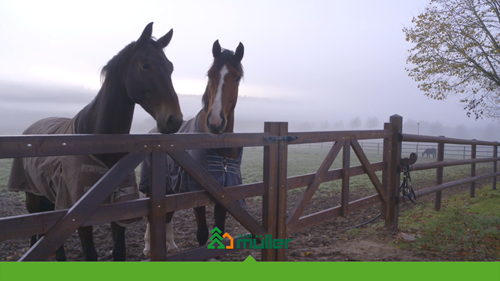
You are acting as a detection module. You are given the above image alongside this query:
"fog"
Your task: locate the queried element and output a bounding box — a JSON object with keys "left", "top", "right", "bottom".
{"left": 0, "top": 0, "right": 498, "bottom": 141}
{"left": 0, "top": 82, "right": 498, "bottom": 141}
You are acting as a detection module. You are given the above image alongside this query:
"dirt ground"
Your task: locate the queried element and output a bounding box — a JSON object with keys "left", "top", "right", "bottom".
{"left": 0, "top": 176, "right": 494, "bottom": 262}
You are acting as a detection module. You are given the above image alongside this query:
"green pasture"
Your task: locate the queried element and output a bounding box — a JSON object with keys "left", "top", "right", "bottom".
{"left": 396, "top": 186, "right": 500, "bottom": 261}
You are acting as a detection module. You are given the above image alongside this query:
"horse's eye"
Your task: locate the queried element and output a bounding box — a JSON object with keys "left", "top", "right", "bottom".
{"left": 235, "top": 77, "right": 241, "bottom": 82}
{"left": 141, "top": 62, "right": 150, "bottom": 70}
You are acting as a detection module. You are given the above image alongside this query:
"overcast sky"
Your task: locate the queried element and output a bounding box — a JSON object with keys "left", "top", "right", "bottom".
{"left": 0, "top": 0, "right": 498, "bottom": 137}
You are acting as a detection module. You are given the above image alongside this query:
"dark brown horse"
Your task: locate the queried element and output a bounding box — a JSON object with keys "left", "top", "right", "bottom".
{"left": 7, "top": 22, "right": 183, "bottom": 261}
{"left": 422, "top": 148, "right": 437, "bottom": 158}
{"left": 140, "top": 40, "right": 244, "bottom": 256}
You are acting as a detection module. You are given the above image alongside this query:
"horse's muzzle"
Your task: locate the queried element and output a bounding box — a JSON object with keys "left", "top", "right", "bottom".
{"left": 157, "top": 113, "right": 183, "bottom": 134}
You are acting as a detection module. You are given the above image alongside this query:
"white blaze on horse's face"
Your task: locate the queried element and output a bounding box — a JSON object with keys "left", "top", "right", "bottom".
{"left": 208, "top": 65, "right": 229, "bottom": 128}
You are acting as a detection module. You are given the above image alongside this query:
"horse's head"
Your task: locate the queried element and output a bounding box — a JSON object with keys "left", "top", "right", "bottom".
{"left": 120, "top": 22, "right": 183, "bottom": 134}
{"left": 202, "top": 40, "right": 244, "bottom": 134}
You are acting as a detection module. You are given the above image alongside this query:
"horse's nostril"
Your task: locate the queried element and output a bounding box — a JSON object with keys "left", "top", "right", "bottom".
{"left": 157, "top": 114, "right": 182, "bottom": 134}
{"left": 168, "top": 114, "right": 182, "bottom": 132}
{"left": 207, "top": 118, "right": 226, "bottom": 134}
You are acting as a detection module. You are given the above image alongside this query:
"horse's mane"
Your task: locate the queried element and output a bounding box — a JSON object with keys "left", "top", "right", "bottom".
{"left": 100, "top": 38, "right": 162, "bottom": 84}
{"left": 202, "top": 49, "right": 244, "bottom": 109}
{"left": 100, "top": 42, "right": 135, "bottom": 84}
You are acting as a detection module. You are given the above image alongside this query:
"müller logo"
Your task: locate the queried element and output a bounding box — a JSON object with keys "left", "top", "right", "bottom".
{"left": 207, "top": 227, "right": 292, "bottom": 250}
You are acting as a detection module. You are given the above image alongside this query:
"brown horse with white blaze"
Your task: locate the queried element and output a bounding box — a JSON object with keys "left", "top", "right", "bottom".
{"left": 141, "top": 40, "right": 244, "bottom": 257}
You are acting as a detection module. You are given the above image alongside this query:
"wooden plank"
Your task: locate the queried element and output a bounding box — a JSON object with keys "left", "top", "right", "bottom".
{"left": 350, "top": 194, "right": 381, "bottom": 211}
{"left": 410, "top": 157, "right": 500, "bottom": 171}
{"left": 435, "top": 139, "right": 445, "bottom": 211}
{"left": 163, "top": 182, "right": 264, "bottom": 212}
{"left": 165, "top": 140, "right": 266, "bottom": 237}
{"left": 0, "top": 200, "right": 149, "bottom": 242}
{"left": 0, "top": 135, "right": 136, "bottom": 158}
{"left": 286, "top": 141, "right": 344, "bottom": 228}
{"left": 19, "top": 144, "right": 150, "bottom": 261}
{"left": 288, "top": 130, "right": 389, "bottom": 145}
{"left": 401, "top": 134, "right": 498, "bottom": 146}
{"left": 341, "top": 140, "right": 350, "bottom": 217}
{"left": 290, "top": 194, "right": 381, "bottom": 234}
{"left": 0, "top": 133, "right": 268, "bottom": 159}
{"left": 350, "top": 139, "right": 387, "bottom": 201}
{"left": 261, "top": 122, "right": 279, "bottom": 261}
{"left": 412, "top": 171, "right": 500, "bottom": 198}
{"left": 291, "top": 206, "right": 340, "bottom": 234}
{"left": 1, "top": 182, "right": 265, "bottom": 242}
{"left": 0, "top": 210, "right": 65, "bottom": 242}
{"left": 149, "top": 151, "right": 167, "bottom": 261}
{"left": 287, "top": 162, "right": 385, "bottom": 190}
{"left": 276, "top": 122, "right": 289, "bottom": 261}
{"left": 470, "top": 143, "right": 476, "bottom": 198}
{"left": 168, "top": 132, "right": 267, "bottom": 149}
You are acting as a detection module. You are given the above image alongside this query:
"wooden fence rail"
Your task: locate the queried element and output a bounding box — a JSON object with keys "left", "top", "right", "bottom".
{"left": 401, "top": 133, "right": 498, "bottom": 212}
{"left": 0, "top": 115, "right": 498, "bottom": 261}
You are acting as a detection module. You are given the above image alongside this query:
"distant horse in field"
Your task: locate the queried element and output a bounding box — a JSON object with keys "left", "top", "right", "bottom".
{"left": 140, "top": 40, "right": 244, "bottom": 256}
{"left": 7, "top": 22, "right": 183, "bottom": 261}
{"left": 422, "top": 148, "right": 437, "bottom": 158}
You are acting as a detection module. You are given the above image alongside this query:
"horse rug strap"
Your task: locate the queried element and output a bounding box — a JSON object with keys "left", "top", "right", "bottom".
{"left": 7, "top": 117, "right": 141, "bottom": 226}
{"left": 175, "top": 147, "right": 243, "bottom": 193}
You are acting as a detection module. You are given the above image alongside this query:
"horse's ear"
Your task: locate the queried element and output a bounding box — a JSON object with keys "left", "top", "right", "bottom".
{"left": 235, "top": 42, "right": 244, "bottom": 62}
{"left": 212, "top": 40, "right": 221, "bottom": 58}
{"left": 138, "top": 22, "right": 154, "bottom": 44}
{"left": 158, "top": 29, "right": 173, "bottom": 48}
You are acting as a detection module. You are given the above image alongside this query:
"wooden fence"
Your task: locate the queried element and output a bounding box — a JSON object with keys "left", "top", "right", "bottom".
{"left": 0, "top": 115, "right": 498, "bottom": 261}
{"left": 301, "top": 141, "right": 495, "bottom": 159}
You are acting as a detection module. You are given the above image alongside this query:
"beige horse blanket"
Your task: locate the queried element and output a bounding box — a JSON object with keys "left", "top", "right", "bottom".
{"left": 7, "top": 117, "right": 140, "bottom": 224}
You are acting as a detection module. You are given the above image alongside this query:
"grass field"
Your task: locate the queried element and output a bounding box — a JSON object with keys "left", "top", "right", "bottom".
{"left": 396, "top": 186, "right": 500, "bottom": 261}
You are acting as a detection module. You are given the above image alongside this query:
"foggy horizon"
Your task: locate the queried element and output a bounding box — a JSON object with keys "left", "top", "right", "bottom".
{"left": 0, "top": 80, "right": 498, "bottom": 141}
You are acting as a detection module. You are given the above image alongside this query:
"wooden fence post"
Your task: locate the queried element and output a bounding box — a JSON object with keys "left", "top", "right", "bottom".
{"left": 276, "top": 122, "right": 288, "bottom": 261}
{"left": 494, "top": 142, "right": 498, "bottom": 190}
{"left": 341, "top": 139, "right": 351, "bottom": 217}
{"left": 385, "top": 115, "right": 402, "bottom": 231}
{"left": 381, "top": 123, "right": 390, "bottom": 220}
{"left": 435, "top": 138, "right": 445, "bottom": 211}
{"left": 149, "top": 150, "right": 168, "bottom": 261}
{"left": 262, "top": 122, "right": 279, "bottom": 261}
{"left": 470, "top": 141, "right": 477, "bottom": 198}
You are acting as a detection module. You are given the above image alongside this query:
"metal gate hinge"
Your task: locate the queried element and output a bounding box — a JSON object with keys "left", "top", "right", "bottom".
{"left": 263, "top": 135, "right": 299, "bottom": 143}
